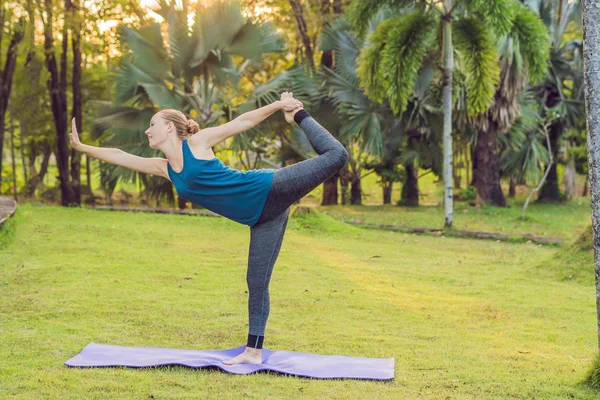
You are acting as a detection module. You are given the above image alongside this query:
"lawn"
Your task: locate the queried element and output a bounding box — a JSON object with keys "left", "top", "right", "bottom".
{"left": 0, "top": 204, "right": 598, "bottom": 399}
{"left": 314, "top": 198, "right": 591, "bottom": 243}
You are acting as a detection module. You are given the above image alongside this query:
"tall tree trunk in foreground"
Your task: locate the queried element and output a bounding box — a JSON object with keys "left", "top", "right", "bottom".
{"left": 442, "top": 0, "right": 454, "bottom": 227}
{"left": 581, "top": 0, "right": 600, "bottom": 353}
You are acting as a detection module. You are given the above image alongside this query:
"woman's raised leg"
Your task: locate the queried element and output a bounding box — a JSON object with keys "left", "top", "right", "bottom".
{"left": 256, "top": 111, "right": 348, "bottom": 224}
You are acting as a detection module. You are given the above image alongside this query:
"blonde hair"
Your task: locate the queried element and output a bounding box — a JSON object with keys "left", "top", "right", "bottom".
{"left": 159, "top": 109, "right": 200, "bottom": 141}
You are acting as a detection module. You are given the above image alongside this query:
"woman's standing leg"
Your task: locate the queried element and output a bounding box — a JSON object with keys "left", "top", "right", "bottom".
{"left": 225, "top": 110, "right": 346, "bottom": 365}
{"left": 223, "top": 208, "right": 290, "bottom": 365}
{"left": 256, "top": 110, "right": 348, "bottom": 224}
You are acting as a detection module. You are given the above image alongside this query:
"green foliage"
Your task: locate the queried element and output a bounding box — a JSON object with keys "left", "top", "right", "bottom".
{"left": 358, "top": 11, "right": 438, "bottom": 114}
{"left": 383, "top": 12, "right": 438, "bottom": 114}
{"left": 501, "top": 91, "right": 550, "bottom": 185}
{"left": 457, "top": 186, "right": 477, "bottom": 201}
{"left": 467, "top": 0, "right": 516, "bottom": 36}
{"left": 346, "top": 0, "right": 418, "bottom": 37}
{"left": 511, "top": 5, "right": 551, "bottom": 84}
{"left": 356, "top": 18, "right": 396, "bottom": 105}
{"left": 453, "top": 16, "right": 500, "bottom": 116}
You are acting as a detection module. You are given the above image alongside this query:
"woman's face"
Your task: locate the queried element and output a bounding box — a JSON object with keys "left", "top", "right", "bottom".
{"left": 145, "top": 113, "right": 172, "bottom": 149}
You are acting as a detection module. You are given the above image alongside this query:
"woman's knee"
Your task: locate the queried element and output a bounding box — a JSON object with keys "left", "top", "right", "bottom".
{"left": 332, "top": 146, "right": 348, "bottom": 170}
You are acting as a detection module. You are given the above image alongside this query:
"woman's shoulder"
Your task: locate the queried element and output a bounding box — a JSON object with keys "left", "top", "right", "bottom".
{"left": 186, "top": 136, "right": 216, "bottom": 160}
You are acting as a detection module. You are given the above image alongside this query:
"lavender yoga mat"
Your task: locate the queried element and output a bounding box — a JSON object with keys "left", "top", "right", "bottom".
{"left": 64, "top": 342, "right": 394, "bottom": 380}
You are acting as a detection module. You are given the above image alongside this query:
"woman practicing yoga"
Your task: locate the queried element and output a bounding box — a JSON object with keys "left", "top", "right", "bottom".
{"left": 69, "top": 92, "right": 348, "bottom": 365}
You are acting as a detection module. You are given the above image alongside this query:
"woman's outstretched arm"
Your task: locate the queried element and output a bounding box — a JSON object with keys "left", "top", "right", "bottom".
{"left": 69, "top": 118, "right": 168, "bottom": 179}
{"left": 195, "top": 94, "right": 303, "bottom": 149}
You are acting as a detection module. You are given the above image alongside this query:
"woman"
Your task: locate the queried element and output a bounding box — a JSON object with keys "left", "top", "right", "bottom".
{"left": 69, "top": 92, "right": 348, "bottom": 365}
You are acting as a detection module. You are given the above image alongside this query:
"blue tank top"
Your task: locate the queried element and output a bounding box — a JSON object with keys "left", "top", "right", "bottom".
{"left": 167, "top": 139, "right": 274, "bottom": 227}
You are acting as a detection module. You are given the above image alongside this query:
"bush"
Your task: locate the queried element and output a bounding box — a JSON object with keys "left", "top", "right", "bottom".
{"left": 456, "top": 186, "right": 477, "bottom": 201}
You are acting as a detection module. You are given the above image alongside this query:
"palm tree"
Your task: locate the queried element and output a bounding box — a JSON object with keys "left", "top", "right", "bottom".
{"left": 524, "top": 0, "right": 584, "bottom": 203}
{"left": 91, "top": 0, "right": 307, "bottom": 204}
{"left": 347, "top": 0, "right": 517, "bottom": 226}
{"left": 500, "top": 90, "right": 551, "bottom": 189}
{"left": 469, "top": 4, "right": 550, "bottom": 206}
{"left": 319, "top": 15, "right": 443, "bottom": 207}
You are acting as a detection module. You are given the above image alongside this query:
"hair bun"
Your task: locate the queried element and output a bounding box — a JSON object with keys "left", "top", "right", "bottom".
{"left": 186, "top": 118, "right": 200, "bottom": 135}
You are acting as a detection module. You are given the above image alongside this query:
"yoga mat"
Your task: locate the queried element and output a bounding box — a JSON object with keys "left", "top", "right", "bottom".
{"left": 65, "top": 342, "right": 394, "bottom": 380}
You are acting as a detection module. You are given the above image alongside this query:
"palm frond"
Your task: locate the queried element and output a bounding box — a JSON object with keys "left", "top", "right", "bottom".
{"left": 346, "top": 0, "right": 418, "bottom": 37}
{"left": 190, "top": 0, "right": 246, "bottom": 67}
{"left": 356, "top": 17, "right": 397, "bottom": 104}
{"left": 453, "top": 16, "right": 500, "bottom": 116}
{"left": 166, "top": 6, "right": 192, "bottom": 80}
{"left": 118, "top": 24, "right": 170, "bottom": 81}
{"left": 228, "top": 21, "right": 284, "bottom": 61}
{"left": 465, "top": 0, "right": 516, "bottom": 37}
{"left": 382, "top": 11, "right": 438, "bottom": 114}
{"left": 511, "top": 5, "right": 550, "bottom": 84}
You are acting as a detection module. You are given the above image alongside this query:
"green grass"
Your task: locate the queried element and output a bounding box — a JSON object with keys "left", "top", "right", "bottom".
{"left": 0, "top": 204, "right": 599, "bottom": 399}
{"left": 314, "top": 197, "right": 591, "bottom": 243}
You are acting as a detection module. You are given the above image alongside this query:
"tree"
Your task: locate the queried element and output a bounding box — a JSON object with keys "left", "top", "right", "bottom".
{"left": 320, "top": 15, "right": 442, "bottom": 207}
{"left": 38, "top": 0, "right": 77, "bottom": 205}
{"left": 347, "top": 0, "right": 516, "bottom": 226}
{"left": 580, "top": 0, "right": 600, "bottom": 354}
{"left": 469, "top": 4, "right": 549, "bottom": 206}
{"left": 525, "top": 0, "right": 585, "bottom": 203}
{"left": 68, "top": 0, "right": 83, "bottom": 204}
{"left": 0, "top": 4, "right": 26, "bottom": 195}
{"left": 318, "top": 0, "right": 345, "bottom": 206}
{"left": 288, "top": 0, "right": 315, "bottom": 72}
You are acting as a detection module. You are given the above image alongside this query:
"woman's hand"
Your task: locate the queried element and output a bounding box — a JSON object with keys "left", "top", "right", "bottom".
{"left": 280, "top": 92, "right": 304, "bottom": 124}
{"left": 278, "top": 93, "right": 303, "bottom": 112}
{"left": 69, "top": 117, "right": 83, "bottom": 151}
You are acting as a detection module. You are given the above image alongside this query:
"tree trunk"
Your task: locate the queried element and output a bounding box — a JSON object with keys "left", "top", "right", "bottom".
{"left": 41, "top": 0, "right": 75, "bottom": 205}
{"left": 0, "top": 10, "right": 25, "bottom": 197}
{"left": 70, "top": 0, "right": 82, "bottom": 204}
{"left": 26, "top": 143, "right": 52, "bottom": 196}
{"left": 321, "top": 174, "right": 338, "bottom": 205}
{"left": 350, "top": 174, "right": 361, "bottom": 205}
{"left": 340, "top": 163, "right": 349, "bottom": 205}
{"left": 178, "top": 197, "right": 187, "bottom": 210}
{"left": 9, "top": 113, "right": 17, "bottom": 200}
{"left": 465, "top": 140, "right": 470, "bottom": 188}
{"left": 86, "top": 155, "right": 91, "bottom": 192}
{"left": 401, "top": 163, "right": 419, "bottom": 207}
{"left": 473, "top": 120, "right": 506, "bottom": 206}
{"left": 19, "top": 116, "right": 28, "bottom": 192}
{"left": 383, "top": 182, "right": 392, "bottom": 204}
{"left": 581, "top": 0, "right": 600, "bottom": 353}
{"left": 564, "top": 157, "right": 577, "bottom": 200}
{"left": 288, "top": 0, "right": 315, "bottom": 72}
{"left": 584, "top": 175, "right": 589, "bottom": 197}
{"left": 538, "top": 119, "right": 564, "bottom": 202}
{"left": 442, "top": 0, "right": 454, "bottom": 226}
{"left": 453, "top": 143, "right": 461, "bottom": 189}
{"left": 320, "top": 0, "right": 333, "bottom": 68}
{"left": 508, "top": 178, "right": 516, "bottom": 198}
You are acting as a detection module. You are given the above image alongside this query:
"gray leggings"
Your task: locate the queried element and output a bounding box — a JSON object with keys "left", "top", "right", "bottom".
{"left": 246, "top": 113, "right": 348, "bottom": 349}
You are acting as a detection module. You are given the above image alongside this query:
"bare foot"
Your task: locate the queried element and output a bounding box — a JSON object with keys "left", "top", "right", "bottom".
{"left": 223, "top": 347, "right": 262, "bottom": 365}
{"left": 281, "top": 91, "right": 304, "bottom": 124}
